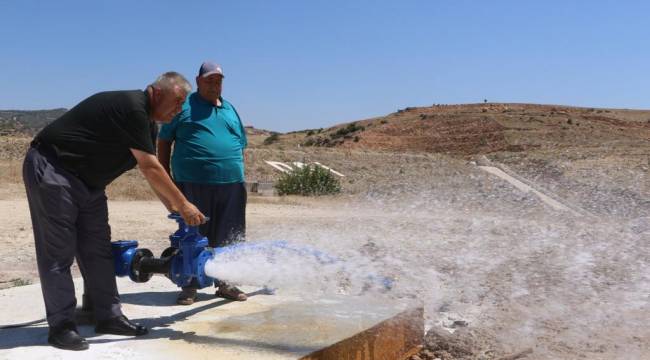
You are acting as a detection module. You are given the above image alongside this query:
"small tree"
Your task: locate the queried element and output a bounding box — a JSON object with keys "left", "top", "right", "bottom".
{"left": 275, "top": 165, "right": 341, "bottom": 196}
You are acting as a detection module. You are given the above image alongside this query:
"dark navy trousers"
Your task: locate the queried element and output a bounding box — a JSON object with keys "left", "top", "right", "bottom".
{"left": 176, "top": 181, "right": 247, "bottom": 248}
{"left": 23, "top": 147, "right": 123, "bottom": 329}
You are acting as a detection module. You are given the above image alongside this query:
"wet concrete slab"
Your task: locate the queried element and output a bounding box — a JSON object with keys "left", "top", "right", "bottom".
{"left": 0, "top": 276, "right": 421, "bottom": 359}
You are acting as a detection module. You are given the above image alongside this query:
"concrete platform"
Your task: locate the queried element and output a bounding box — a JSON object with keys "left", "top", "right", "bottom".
{"left": 0, "top": 276, "right": 422, "bottom": 359}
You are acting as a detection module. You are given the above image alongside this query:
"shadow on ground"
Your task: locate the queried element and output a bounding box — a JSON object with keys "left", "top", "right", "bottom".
{"left": 0, "top": 288, "right": 314, "bottom": 354}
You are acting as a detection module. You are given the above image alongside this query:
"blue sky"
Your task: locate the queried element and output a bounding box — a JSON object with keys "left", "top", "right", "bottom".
{"left": 1, "top": 1, "right": 649, "bottom": 132}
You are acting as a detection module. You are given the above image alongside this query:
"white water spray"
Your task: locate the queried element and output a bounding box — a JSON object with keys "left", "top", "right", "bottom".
{"left": 203, "top": 241, "right": 394, "bottom": 297}
{"left": 227, "top": 157, "right": 649, "bottom": 358}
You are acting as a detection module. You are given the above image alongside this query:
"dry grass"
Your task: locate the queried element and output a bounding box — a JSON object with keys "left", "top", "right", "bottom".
{"left": 1, "top": 141, "right": 460, "bottom": 200}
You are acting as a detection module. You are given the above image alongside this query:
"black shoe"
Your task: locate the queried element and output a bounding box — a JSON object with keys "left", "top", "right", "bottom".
{"left": 95, "top": 315, "right": 148, "bottom": 336}
{"left": 48, "top": 323, "right": 89, "bottom": 351}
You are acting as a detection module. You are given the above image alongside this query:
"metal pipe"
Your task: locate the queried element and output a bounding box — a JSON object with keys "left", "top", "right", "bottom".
{"left": 137, "top": 256, "right": 173, "bottom": 275}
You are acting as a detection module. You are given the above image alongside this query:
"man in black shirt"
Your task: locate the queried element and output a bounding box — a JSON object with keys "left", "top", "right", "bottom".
{"left": 23, "top": 71, "right": 206, "bottom": 351}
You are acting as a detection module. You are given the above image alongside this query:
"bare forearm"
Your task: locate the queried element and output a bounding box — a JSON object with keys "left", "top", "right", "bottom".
{"left": 131, "top": 148, "right": 205, "bottom": 226}
{"left": 139, "top": 164, "right": 185, "bottom": 212}
{"left": 151, "top": 186, "right": 173, "bottom": 211}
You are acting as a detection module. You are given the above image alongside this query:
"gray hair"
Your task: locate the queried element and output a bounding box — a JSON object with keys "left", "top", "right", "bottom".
{"left": 151, "top": 71, "right": 192, "bottom": 94}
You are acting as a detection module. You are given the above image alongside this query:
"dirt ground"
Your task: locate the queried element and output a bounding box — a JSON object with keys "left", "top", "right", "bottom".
{"left": 0, "top": 194, "right": 331, "bottom": 289}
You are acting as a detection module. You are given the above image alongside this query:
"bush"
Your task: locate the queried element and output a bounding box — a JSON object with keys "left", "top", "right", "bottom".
{"left": 263, "top": 133, "right": 280, "bottom": 145}
{"left": 330, "top": 122, "right": 365, "bottom": 140}
{"left": 301, "top": 136, "right": 332, "bottom": 147}
{"left": 275, "top": 165, "right": 341, "bottom": 196}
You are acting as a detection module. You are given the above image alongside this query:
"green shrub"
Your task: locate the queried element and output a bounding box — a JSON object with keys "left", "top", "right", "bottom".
{"left": 263, "top": 133, "right": 280, "bottom": 145}
{"left": 275, "top": 165, "right": 341, "bottom": 196}
{"left": 302, "top": 138, "right": 315, "bottom": 147}
{"left": 330, "top": 122, "right": 365, "bottom": 140}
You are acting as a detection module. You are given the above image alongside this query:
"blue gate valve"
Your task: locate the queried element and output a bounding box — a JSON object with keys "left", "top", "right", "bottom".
{"left": 111, "top": 214, "right": 214, "bottom": 289}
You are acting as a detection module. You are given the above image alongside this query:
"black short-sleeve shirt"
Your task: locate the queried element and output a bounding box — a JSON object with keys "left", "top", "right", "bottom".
{"left": 36, "top": 90, "right": 157, "bottom": 189}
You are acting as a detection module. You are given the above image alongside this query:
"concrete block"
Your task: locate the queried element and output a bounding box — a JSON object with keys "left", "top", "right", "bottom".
{"left": 0, "top": 276, "right": 422, "bottom": 359}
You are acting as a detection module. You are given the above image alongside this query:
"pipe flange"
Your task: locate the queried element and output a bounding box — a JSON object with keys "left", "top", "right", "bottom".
{"left": 130, "top": 248, "right": 154, "bottom": 283}
{"left": 195, "top": 250, "right": 214, "bottom": 288}
{"left": 160, "top": 247, "right": 178, "bottom": 280}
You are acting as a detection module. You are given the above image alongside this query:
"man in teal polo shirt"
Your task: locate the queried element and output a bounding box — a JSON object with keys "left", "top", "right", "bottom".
{"left": 158, "top": 61, "right": 248, "bottom": 305}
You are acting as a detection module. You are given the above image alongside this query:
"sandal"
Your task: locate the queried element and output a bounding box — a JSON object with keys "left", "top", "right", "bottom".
{"left": 215, "top": 284, "right": 247, "bottom": 301}
{"left": 176, "top": 287, "right": 197, "bottom": 305}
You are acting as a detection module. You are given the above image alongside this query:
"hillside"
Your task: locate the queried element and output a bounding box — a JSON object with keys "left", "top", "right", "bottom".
{"left": 2, "top": 103, "right": 648, "bottom": 218}
{"left": 5, "top": 103, "right": 649, "bottom": 157}
{"left": 0, "top": 109, "right": 67, "bottom": 136}
{"left": 256, "top": 103, "right": 650, "bottom": 155}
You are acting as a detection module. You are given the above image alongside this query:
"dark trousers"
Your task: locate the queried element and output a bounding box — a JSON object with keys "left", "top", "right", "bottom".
{"left": 23, "top": 147, "right": 122, "bottom": 329}
{"left": 177, "top": 182, "right": 247, "bottom": 248}
{"left": 176, "top": 182, "right": 246, "bottom": 289}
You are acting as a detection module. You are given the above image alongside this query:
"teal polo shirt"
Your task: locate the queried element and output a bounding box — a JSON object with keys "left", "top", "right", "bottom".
{"left": 158, "top": 93, "right": 247, "bottom": 184}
